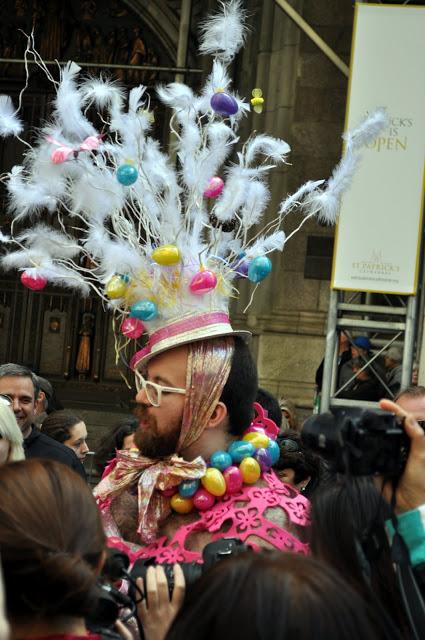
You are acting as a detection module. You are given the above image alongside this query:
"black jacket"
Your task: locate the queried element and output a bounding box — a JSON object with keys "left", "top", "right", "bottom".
{"left": 24, "top": 426, "right": 86, "bottom": 480}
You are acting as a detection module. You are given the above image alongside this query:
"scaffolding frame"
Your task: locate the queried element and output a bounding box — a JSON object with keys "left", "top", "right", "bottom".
{"left": 320, "top": 290, "right": 418, "bottom": 412}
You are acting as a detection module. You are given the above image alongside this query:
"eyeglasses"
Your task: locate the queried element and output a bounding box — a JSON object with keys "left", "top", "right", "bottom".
{"left": 0, "top": 394, "right": 12, "bottom": 408}
{"left": 416, "top": 419, "right": 425, "bottom": 431}
{"left": 134, "top": 370, "right": 186, "bottom": 407}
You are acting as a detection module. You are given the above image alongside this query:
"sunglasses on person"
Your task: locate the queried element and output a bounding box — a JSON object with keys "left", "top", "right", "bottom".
{"left": 0, "top": 394, "right": 12, "bottom": 408}
{"left": 134, "top": 370, "right": 187, "bottom": 407}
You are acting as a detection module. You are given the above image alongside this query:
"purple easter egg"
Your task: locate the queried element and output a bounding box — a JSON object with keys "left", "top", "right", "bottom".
{"left": 210, "top": 92, "right": 238, "bottom": 117}
{"left": 255, "top": 447, "right": 273, "bottom": 472}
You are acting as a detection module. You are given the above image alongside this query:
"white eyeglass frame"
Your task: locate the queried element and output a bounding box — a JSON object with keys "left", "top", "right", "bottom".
{"left": 135, "top": 370, "right": 186, "bottom": 407}
{"left": 0, "top": 394, "right": 12, "bottom": 407}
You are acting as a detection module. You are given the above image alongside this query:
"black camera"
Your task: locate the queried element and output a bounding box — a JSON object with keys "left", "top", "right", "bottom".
{"left": 130, "top": 537, "right": 250, "bottom": 599}
{"left": 302, "top": 407, "right": 409, "bottom": 477}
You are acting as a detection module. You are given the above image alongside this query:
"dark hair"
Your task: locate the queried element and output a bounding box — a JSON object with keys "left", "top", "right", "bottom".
{"left": 166, "top": 551, "right": 378, "bottom": 640}
{"left": 256, "top": 387, "right": 282, "bottom": 427}
{"left": 0, "top": 459, "right": 105, "bottom": 622}
{"left": 41, "top": 410, "right": 82, "bottom": 443}
{"left": 220, "top": 337, "right": 258, "bottom": 436}
{"left": 273, "top": 429, "right": 322, "bottom": 494}
{"left": 310, "top": 476, "right": 408, "bottom": 635}
{"left": 0, "top": 363, "right": 40, "bottom": 399}
{"left": 395, "top": 384, "right": 425, "bottom": 402}
{"left": 93, "top": 416, "right": 138, "bottom": 474}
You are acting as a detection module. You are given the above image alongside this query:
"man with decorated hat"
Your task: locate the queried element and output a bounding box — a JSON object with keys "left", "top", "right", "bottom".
{"left": 0, "top": 1, "right": 387, "bottom": 559}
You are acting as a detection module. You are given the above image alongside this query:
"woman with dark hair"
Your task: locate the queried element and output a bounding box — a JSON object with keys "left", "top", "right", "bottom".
{"left": 93, "top": 416, "right": 138, "bottom": 476}
{"left": 163, "top": 551, "right": 378, "bottom": 640}
{"left": 0, "top": 459, "right": 105, "bottom": 638}
{"left": 310, "top": 476, "right": 409, "bottom": 637}
{"left": 42, "top": 410, "right": 89, "bottom": 462}
{"left": 273, "top": 429, "right": 322, "bottom": 498}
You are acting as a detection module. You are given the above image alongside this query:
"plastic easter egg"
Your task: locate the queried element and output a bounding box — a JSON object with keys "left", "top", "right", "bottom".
{"left": 223, "top": 466, "right": 243, "bottom": 494}
{"left": 20, "top": 271, "right": 47, "bottom": 291}
{"left": 120, "top": 273, "right": 131, "bottom": 284}
{"left": 130, "top": 300, "right": 158, "bottom": 321}
{"left": 267, "top": 439, "right": 280, "bottom": 466}
{"left": 227, "top": 441, "right": 255, "bottom": 464}
{"left": 243, "top": 432, "right": 270, "bottom": 449}
{"left": 210, "top": 450, "right": 233, "bottom": 472}
{"left": 193, "top": 488, "right": 216, "bottom": 511}
{"left": 162, "top": 487, "right": 177, "bottom": 497}
{"left": 244, "top": 425, "right": 266, "bottom": 436}
{"left": 121, "top": 317, "right": 144, "bottom": 339}
{"left": 248, "top": 256, "right": 272, "bottom": 283}
{"left": 255, "top": 447, "right": 273, "bottom": 472}
{"left": 178, "top": 479, "right": 200, "bottom": 498}
{"left": 210, "top": 92, "right": 238, "bottom": 117}
{"left": 105, "top": 275, "right": 128, "bottom": 299}
{"left": 170, "top": 493, "right": 194, "bottom": 514}
{"left": 151, "top": 244, "right": 181, "bottom": 266}
{"left": 189, "top": 270, "right": 217, "bottom": 295}
{"left": 117, "top": 163, "right": 138, "bottom": 186}
{"left": 201, "top": 468, "right": 226, "bottom": 497}
{"left": 239, "top": 457, "right": 261, "bottom": 484}
{"left": 203, "top": 176, "right": 224, "bottom": 198}
{"left": 234, "top": 260, "right": 249, "bottom": 279}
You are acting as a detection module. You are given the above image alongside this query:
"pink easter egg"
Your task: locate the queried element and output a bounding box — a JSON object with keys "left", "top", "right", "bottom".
{"left": 193, "top": 488, "right": 216, "bottom": 511}
{"left": 189, "top": 270, "right": 217, "bottom": 295}
{"left": 223, "top": 466, "right": 243, "bottom": 494}
{"left": 203, "top": 176, "right": 224, "bottom": 198}
{"left": 121, "top": 317, "right": 144, "bottom": 339}
{"left": 20, "top": 271, "right": 47, "bottom": 291}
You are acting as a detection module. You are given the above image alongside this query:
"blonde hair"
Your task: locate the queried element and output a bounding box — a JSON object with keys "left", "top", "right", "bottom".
{"left": 0, "top": 404, "right": 25, "bottom": 462}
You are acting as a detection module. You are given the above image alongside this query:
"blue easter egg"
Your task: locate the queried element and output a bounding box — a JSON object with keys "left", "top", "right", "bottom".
{"left": 130, "top": 300, "right": 158, "bottom": 321}
{"left": 228, "top": 441, "right": 256, "bottom": 464}
{"left": 255, "top": 447, "right": 273, "bottom": 472}
{"left": 248, "top": 256, "right": 272, "bottom": 283}
{"left": 210, "top": 451, "right": 233, "bottom": 472}
{"left": 117, "top": 163, "right": 138, "bottom": 186}
{"left": 267, "top": 439, "right": 280, "bottom": 465}
{"left": 179, "top": 479, "right": 200, "bottom": 498}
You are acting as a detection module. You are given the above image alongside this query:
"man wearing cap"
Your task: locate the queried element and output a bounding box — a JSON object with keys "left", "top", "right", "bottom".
{"left": 94, "top": 321, "right": 309, "bottom": 562}
{"left": 384, "top": 346, "right": 403, "bottom": 395}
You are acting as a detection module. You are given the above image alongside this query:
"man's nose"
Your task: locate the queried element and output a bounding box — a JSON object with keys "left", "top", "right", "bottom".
{"left": 136, "top": 387, "right": 151, "bottom": 406}
{"left": 12, "top": 398, "right": 21, "bottom": 413}
{"left": 82, "top": 442, "right": 89, "bottom": 453}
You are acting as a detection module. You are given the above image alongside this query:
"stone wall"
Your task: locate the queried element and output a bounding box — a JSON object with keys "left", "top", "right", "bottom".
{"left": 232, "top": 0, "right": 353, "bottom": 408}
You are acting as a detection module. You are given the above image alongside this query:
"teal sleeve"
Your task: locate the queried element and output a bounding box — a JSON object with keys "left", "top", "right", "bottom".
{"left": 386, "top": 505, "right": 425, "bottom": 567}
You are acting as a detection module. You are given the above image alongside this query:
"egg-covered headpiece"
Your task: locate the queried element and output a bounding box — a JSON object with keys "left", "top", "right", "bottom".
{"left": 0, "top": 1, "right": 388, "bottom": 375}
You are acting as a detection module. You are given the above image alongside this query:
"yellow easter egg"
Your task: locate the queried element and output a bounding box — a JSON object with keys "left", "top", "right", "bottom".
{"left": 105, "top": 275, "right": 128, "bottom": 299}
{"left": 201, "top": 468, "right": 226, "bottom": 497}
{"left": 239, "top": 457, "right": 261, "bottom": 484}
{"left": 151, "top": 244, "right": 181, "bottom": 266}
{"left": 170, "top": 493, "right": 194, "bottom": 514}
{"left": 242, "top": 432, "right": 270, "bottom": 449}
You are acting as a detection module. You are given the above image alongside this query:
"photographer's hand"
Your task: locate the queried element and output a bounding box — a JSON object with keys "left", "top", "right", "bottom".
{"left": 379, "top": 398, "right": 425, "bottom": 513}
{"left": 136, "top": 564, "right": 185, "bottom": 640}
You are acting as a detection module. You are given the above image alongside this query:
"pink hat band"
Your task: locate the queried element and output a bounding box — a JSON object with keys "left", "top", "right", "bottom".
{"left": 130, "top": 311, "right": 245, "bottom": 370}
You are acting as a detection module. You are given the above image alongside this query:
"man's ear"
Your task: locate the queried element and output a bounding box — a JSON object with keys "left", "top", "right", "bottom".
{"left": 206, "top": 401, "right": 228, "bottom": 430}
{"left": 34, "top": 390, "right": 46, "bottom": 416}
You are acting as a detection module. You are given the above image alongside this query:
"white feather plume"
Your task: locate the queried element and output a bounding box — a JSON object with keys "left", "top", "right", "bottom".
{"left": 80, "top": 76, "right": 125, "bottom": 111}
{"left": 199, "top": 0, "right": 247, "bottom": 62}
{"left": 244, "top": 135, "right": 290, "bottom": 166}
{"left": 0, "top": 95, "right": 23, "bottom": 137}
{"left": 54, "top": 62, "right": 96, "bottom": 140}
{"left": 245, "top": 231, "right": 286, "bottom": 259}
{"left": 344, "top": 108, "right": 389, "bottom": 151}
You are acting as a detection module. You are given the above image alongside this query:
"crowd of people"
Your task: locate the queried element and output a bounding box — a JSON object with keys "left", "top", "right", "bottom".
{"left": 0, "top": 332, "right": 425, "bottom": 640}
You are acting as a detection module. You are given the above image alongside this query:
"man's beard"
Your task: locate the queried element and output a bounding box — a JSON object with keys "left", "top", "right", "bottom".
{"left": 133, "top": 406, "right": 181, "bottom": 458}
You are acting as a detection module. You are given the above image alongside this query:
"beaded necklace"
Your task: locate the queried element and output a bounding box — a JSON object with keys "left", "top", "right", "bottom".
{"left": 166, "top": 402, "right": 280, "bottom": 514}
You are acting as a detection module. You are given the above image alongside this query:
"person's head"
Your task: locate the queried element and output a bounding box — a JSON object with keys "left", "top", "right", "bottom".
{"left": 351, "top": 336, "right": 371, "bottom": 359}
{"left": 384, "top": 346, "right": 402, "bottom": 371}
{"left": 166, "top": 551, "right": 378, "bottom": 640}
{"left": 310, "top": 476, "right": 406, "bottom": 633}
{"left": 0, "top": 364, "right": 39, "bottom": 437}
{"left": 278, "top": 397, "right": 298, "bottom": 431}
{"left": 395, "top": 385, "right": 425, "bottom": 420}
{"left": 94, "top": 416, "right": 138, "bottom": 473}
{"left": 34, "top": 375, "right": 53, "bottom": 417}
{"left": 352, "top": 357, "right": 370, "bottom": 381}
{"left": 339, "top": 332, "right": 350, "bottom": 351}
{"left": 412, "top": 362, "right": 419, "bottom": 385}
{"left": 42, "top": 410, "right": 89, "bottom": 460}
{"left": 134, "top": 336, "right": 257, "bottom": 458}
{"left": 0, "top": 459, "right": 105, "bottom": 630}
{"left": 255, "top": 388, "right": 282, "bottom": 428}
{"left": 0, "top": 402, "right": 25, "bottom": 464}
{"left": 273, "top": 430, "right": 322, "bottom": 497}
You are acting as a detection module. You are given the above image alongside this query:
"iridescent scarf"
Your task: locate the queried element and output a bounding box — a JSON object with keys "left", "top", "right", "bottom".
{"left": 94, "top": 337, "right": 235, "bottom": 543}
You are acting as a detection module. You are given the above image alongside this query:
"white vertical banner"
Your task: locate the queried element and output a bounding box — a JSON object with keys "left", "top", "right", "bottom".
{"left": 332, "top": 3, "right": 425, "bottom": 294}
